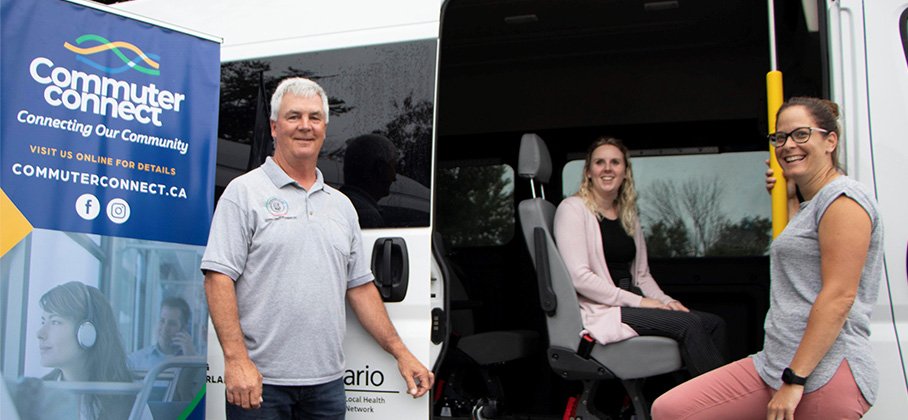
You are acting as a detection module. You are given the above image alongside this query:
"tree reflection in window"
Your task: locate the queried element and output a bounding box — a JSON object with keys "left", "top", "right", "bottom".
{"left": 563, "top": 151, "right": 771, "bottom": 258}
{"left": 218, "top": 61, "right": 353, "bottom": 145}
{"left": 641, "top": 178, "right": 771, "bottom": 257}
{"left": 436, "top": 165, "right": 514, "bottom": 247}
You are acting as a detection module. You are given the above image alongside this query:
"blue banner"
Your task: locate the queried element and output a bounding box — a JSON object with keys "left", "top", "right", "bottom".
{"left": 1, "top": 0, "right": 219, "bottom": 245}
{"left": 1, "top": 1, "right": 219, "bottom": 420}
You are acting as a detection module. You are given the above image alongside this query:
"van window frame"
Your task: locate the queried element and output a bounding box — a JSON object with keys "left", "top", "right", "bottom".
{"left": 900, "top": 8, "right": 908, "bottom": 68}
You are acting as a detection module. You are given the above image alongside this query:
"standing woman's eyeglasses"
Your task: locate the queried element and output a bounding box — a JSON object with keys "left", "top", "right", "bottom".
{"left": 767, "top": 127, "right": 829, "bottom": 147}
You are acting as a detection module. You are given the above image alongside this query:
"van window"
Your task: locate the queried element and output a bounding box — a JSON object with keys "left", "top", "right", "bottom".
{"left": 563, "top": 151, "right": 771, "bottom": 257}
{"left": 217, "top": 40, "right": 436, "bottom": 228}
{"left": 436, "top": 164, "right": 515, "bottom": 247}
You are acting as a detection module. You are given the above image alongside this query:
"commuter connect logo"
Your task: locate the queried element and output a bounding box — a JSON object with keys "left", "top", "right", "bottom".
{"left": 64, "top": 34, "right": 160, "bottom": 76}
{"left": 25, "top": 34, "right": 188, "bottom": 128}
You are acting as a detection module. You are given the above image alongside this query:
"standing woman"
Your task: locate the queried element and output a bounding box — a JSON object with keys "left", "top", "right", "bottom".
{"left": 554, "top": 137, "right": 726, "bottom": 378}
{"left": 37, "top": 281, "right": 134, "bottom": 419}
{"left": 652, "top": 97, "right": 882, "bottom": 419}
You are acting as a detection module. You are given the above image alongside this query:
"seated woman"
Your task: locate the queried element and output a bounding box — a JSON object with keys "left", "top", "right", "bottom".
{"left": 652, "top": 97, "right": 881, "bottom": 419}
{"left": 36, "top": 281, "right": 135, "bottom": 419}
{"left": 554, "top": 136, "right": 726, "bottom": 377}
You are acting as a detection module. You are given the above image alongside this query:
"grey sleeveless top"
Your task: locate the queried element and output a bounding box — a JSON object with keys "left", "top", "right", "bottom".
{"left": 753, "top": 176, "right": 883, "bottom": 403}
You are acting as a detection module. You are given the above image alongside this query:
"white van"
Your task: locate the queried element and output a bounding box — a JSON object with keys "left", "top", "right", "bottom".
{"left": 114, "top": 0, "right": 908, "bottom": 418}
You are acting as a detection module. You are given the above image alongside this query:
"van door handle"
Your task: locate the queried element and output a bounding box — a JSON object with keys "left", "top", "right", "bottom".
{"left": 371, "top": 237, "right": 409, "bottom": 302}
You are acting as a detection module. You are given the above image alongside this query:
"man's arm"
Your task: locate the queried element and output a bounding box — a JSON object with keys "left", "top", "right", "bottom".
{"left": 346, "top": 282, "right": 434, "bottom": 398}
{"left": 204, "top": 271, "right": 262, "bottom": 409}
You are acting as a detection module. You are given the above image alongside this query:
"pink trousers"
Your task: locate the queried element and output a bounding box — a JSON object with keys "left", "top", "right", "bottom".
{"left": 651, "top": 358, "right": 870, "bottom": 420}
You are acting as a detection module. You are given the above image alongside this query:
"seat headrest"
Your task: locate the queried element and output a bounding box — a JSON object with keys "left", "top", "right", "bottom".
{"left": 517, "top": 133, "right": 552, "bottom": 183}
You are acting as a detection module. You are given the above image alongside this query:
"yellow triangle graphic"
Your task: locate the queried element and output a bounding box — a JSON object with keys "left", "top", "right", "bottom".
{"left": 0, "top": 187, "right": 33, "bottom": 257}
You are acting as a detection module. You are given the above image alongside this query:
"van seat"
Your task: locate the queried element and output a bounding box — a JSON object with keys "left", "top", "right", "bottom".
{"left": 516, "top": 133, "right": 682, "bottom": 420}
{"left": 432, "top": 232, "right": 538, "bottom": 418}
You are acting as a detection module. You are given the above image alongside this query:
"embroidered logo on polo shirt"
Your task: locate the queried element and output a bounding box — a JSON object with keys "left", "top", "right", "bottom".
{"left": 265, "top": 197, "right": 289, "bottom": 217}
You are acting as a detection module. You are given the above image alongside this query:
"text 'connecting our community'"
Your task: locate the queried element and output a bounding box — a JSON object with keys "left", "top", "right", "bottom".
{"left": 16, "top": 109, "right": 189, "bottom": 155}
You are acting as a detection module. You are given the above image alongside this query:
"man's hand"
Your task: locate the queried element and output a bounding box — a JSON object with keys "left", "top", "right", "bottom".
{"left": 224, "top": 357, "right": 263, "bottom": 410}
{"left": 347, "top": 282, "right": 435, "bottom": 398}
{"left": 172, "top": 331, "right": 196, "bottom": 356}
{"left": 397, "top": 352, "right": 434, "bottom": 398}
{"left": 767, "top": 384, "right": 804, "bottom": 420}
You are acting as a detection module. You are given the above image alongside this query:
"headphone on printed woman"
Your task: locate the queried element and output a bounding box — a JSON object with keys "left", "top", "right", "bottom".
{"left": 76, "top": 283, "right": 97, "bottom": 350}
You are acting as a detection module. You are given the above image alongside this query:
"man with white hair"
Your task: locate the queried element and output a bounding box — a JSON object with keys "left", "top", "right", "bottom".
{"left": 201, "top": 77, "right": 433, "bottom": 419}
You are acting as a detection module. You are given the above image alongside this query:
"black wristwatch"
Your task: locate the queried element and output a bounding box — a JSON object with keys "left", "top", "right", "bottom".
{"left": 781, "top": 367, "right": 807, "bottom": 386}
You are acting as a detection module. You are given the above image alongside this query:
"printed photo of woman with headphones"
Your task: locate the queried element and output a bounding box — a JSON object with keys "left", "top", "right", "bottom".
{"left": 35, "top": 281, "right": 134, "bottom": 419}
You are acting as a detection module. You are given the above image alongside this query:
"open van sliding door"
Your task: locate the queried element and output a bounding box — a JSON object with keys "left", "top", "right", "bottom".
{"left": 827, "top": 0, "right": 908, "bottom": 416}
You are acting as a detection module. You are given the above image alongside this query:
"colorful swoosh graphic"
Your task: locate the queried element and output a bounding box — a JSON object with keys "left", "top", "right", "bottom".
{"left": 64, "top": 34, "right": 161, "bottom": 76}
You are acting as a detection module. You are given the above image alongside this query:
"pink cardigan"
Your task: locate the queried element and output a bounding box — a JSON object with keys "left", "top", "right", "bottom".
{"left": 553, "top": 196, "right": 675, "bottom": 344}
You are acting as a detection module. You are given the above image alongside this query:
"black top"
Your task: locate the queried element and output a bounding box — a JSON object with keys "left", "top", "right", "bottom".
{"left": 600, "top": 216, "right": 636, "bottom": 286}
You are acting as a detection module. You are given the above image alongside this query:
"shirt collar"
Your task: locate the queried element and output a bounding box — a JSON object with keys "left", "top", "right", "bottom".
{"left": 262, "top": 157, "right": 329, "bottom": 193}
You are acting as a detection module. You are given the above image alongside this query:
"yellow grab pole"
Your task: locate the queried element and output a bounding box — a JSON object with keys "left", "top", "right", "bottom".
{"left": 767, "top": 70, "right": 787, "bottom": 238}
{"left": 766, "top": 0, "right": 787, "bottom": 238}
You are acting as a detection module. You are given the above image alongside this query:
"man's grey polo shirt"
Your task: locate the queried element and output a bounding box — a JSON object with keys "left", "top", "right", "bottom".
{"left": 201, "top": 157, "right": 374, "bottom": 386}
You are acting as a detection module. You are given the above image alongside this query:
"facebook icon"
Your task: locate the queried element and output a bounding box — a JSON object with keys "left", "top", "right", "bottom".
{"left": 75, "top": 193, "right": 101, "bottom": 220}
